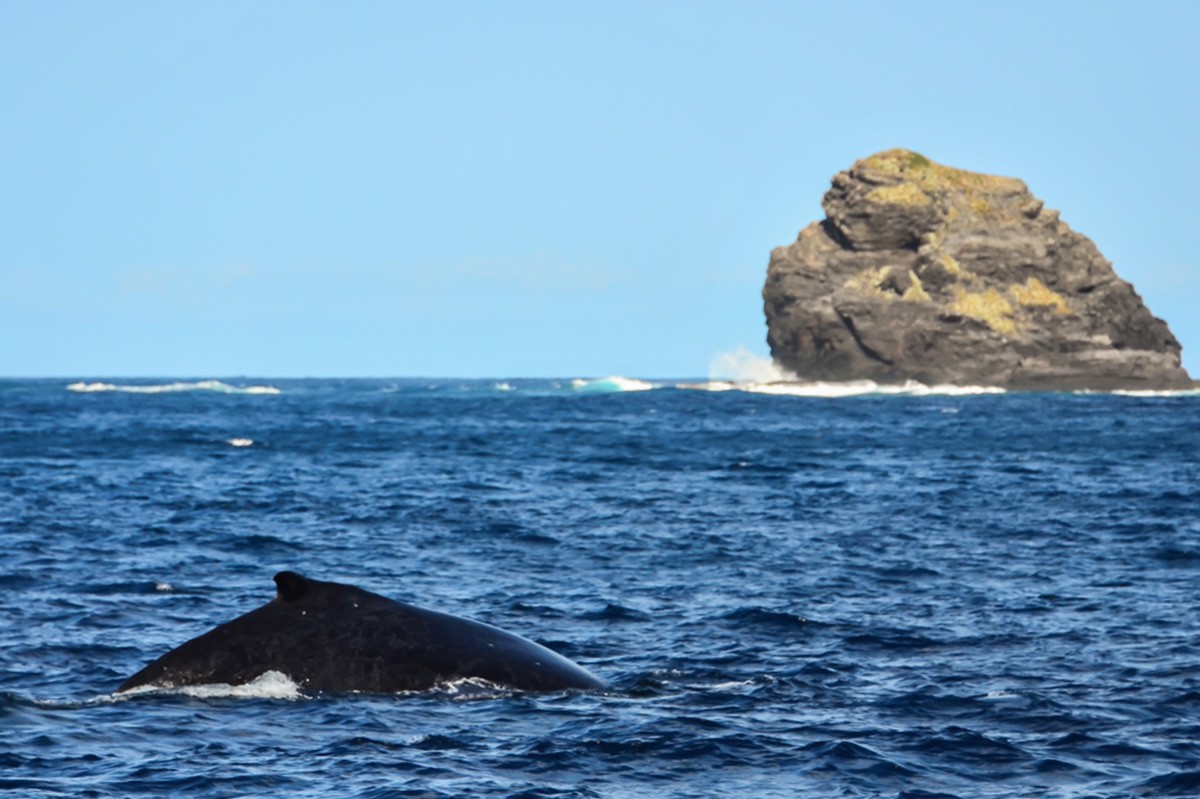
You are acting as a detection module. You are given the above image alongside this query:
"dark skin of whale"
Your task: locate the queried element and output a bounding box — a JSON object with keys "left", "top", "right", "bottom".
{"left": 118, "top": 571, "right": 606, "bottom": 694}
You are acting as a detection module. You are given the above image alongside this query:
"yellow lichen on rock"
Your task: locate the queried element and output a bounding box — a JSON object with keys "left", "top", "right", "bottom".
{"left": 937, "top": 251, "right": 966, "bottom": 278}
{"left": 845, "top": 266, "right": 932, "bottom": 304}
{"left": 902, "top": 271, "right": 931, "bottom": 303}
{"left": 845, "top": 266, "right": 893, "bottom": 299}
{"left": 866, "top": 182, "right": 932, "bottom": 207}
{"left": 1009, "top": 277, "right": 1071, "bottom": 315}
{"left": 948, "top": 286, "right": 1017, "bottom": 336}
{"left": 861, "top": 149, "right": 932, "bottom": 175}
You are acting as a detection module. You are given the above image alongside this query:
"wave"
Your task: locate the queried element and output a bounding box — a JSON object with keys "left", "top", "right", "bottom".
{"left": 687, "top": 379, "right": 1200, "bottom": 399}
{"left": 116, "top": 670, "right": 302, "bottom": 701}
{"left": 720, "top": 607, "right": 810, "bottom": 630}
{"left": 704, "top": 348, "right": 1006, "bottom": 397}
{"left": 111, "top": 672, "right": 518, "bottom": 702}
{"left": 679, "top": 379, "right": 1006, "bottom": 398}
{"left": 708, "top": 347, "right": 797, "bottom": 383}
{"left": 66, "top": 380, "right": 281, "bottom": 395}
{"left": 423, "top": 676, "right": 516, "bottom": 700}
{"left": 570, "top": 376, "right": 657, "bottom": 393}
{"left": 1101, "top": 388, "right": 1200, "bottom": 398}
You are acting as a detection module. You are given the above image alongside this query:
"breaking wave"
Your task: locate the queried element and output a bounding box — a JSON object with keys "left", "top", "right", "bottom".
{"left": 740, "top": 379, "right": 1005, "bottom": 397}
{"left": 570, "top": 376, "right": 657, "bottom": 393}
{"left": 67, "top": 380, "right": 281, "bottom": 395}
{"left": 708, "top": 347, "right": 797, "bottom": 383}
{"left": 1099, "top": 388, "right": 1200, "bottom": 398}
{"left": 680, "top": 378, "right": 1006, "bottom": 398}
{"left": 702, "top": 348, "right": 1006, "bottom": 396}
{"left": 113, "top": 672, "right": 515, "bottom": 703}
{"left": 117, "top": 670, "right": 302, "bottom": 701}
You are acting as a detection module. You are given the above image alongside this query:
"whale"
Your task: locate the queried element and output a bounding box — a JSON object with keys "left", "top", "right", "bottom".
{"left": 118, "top": 571, "right": 606, "bottom": 694}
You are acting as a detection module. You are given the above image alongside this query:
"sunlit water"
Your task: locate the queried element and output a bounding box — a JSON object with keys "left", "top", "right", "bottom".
{"left": 2, "top": 378, "right": 1198, "bottom": 798}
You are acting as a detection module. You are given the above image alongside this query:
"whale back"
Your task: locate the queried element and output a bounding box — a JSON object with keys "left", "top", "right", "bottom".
{"left": 118, "top": 572, "right": 606, "bottom": 694}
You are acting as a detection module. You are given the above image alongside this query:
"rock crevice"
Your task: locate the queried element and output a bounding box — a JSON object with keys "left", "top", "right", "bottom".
{"left": 763, "top": 149, "right": 1193, "bottom": 390}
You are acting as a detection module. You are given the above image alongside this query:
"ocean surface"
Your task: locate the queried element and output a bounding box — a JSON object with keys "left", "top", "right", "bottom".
{"left": 2, "top": 377, "right": 1198, "bottom": 798}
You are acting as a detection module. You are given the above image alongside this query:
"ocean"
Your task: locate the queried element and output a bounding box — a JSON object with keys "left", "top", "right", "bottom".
{"left": 1, "top": 377, "right": 1198, "bottom": 798}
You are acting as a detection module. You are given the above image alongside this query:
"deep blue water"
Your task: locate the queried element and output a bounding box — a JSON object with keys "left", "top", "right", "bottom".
{"left": 2, "top": 377, "right": 1198, "bottom": 798}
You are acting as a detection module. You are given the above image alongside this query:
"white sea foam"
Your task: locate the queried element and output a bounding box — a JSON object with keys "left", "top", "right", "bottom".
{"left": 1104, "top": 388, "right": 1200, "bottom": 398}
{"left": 118, "top": 670, "right": 303, "bottom": 701}
{"left": 873, "top": 381, "right": 1006, "bottom": 397}
{"left": 982, "top": 690, "right": 1024, "bottom": 702}
{"left": 705, "top": 679, "right": 758, "bottom": 691}
{"left": 570, "top": 376, "right": 657, "bottom": 393}
{"left": 743, "top": 379, "right": 890, "bottom": 398}
{"left": 677, "top": 380, "right": 740, "bottom": 392}
{"left": 701, "top": 348, "right": 1005, "bottom": 397}
{"left": 680, "top": 378, "right": 1005, "bottom": 398}
{"left": 226, "top": 438, "right": 255, "bottom": 447}
{"left": 67, "top": 380, "right": 281, "bottom": 395}
{"left": 430, "top": 676, "right": 514, "bottom": 699}
{"left": 761, "top": 380, "right": 1005, "bottom": 397}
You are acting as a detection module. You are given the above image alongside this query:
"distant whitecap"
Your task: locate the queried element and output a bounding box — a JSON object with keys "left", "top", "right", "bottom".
{"left": 571, "top": 376, "right": 657, "bottom": 393}
{"left": 67, "top": 380, "right": 280, "bottom": 395}
{"left": 227, "top": 438, "right": 255, "bottom": 448}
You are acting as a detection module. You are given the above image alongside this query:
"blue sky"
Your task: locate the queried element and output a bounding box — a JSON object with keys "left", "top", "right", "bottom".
{"left": 3, "top": 1, "right": 1198, "bottom": 378}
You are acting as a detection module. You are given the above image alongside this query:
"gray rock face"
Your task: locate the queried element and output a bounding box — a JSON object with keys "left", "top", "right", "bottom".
{"left": 763, "top": 149, "right": 1193, "bottom": 390}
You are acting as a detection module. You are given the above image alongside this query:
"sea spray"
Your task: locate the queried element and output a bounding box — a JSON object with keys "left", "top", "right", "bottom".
{"left": 708, "top": 348, "right": 796, "bottom": 383}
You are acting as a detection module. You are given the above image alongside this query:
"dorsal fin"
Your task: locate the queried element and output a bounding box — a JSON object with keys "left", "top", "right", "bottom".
{"left": 274, "top": 571, "right": 310, "bottom": 602}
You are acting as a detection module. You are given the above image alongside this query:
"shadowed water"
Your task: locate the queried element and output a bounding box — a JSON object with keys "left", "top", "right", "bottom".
{"left": 2, "top": 378, "right": 1198, "bottom": 798}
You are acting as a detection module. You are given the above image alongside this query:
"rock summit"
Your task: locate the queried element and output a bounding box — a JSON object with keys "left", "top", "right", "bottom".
{"left": 762, "top": 149, "right": 1192, "bottom": 390}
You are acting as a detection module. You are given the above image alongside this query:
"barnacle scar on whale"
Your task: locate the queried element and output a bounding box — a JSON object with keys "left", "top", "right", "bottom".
{"left": 118, "top": 571, "right": 606, "bottom": 694}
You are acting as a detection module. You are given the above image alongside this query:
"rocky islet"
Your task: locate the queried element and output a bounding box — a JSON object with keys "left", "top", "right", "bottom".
{"left": 762, "top": 149, "right": 1193, "bottom": 390}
